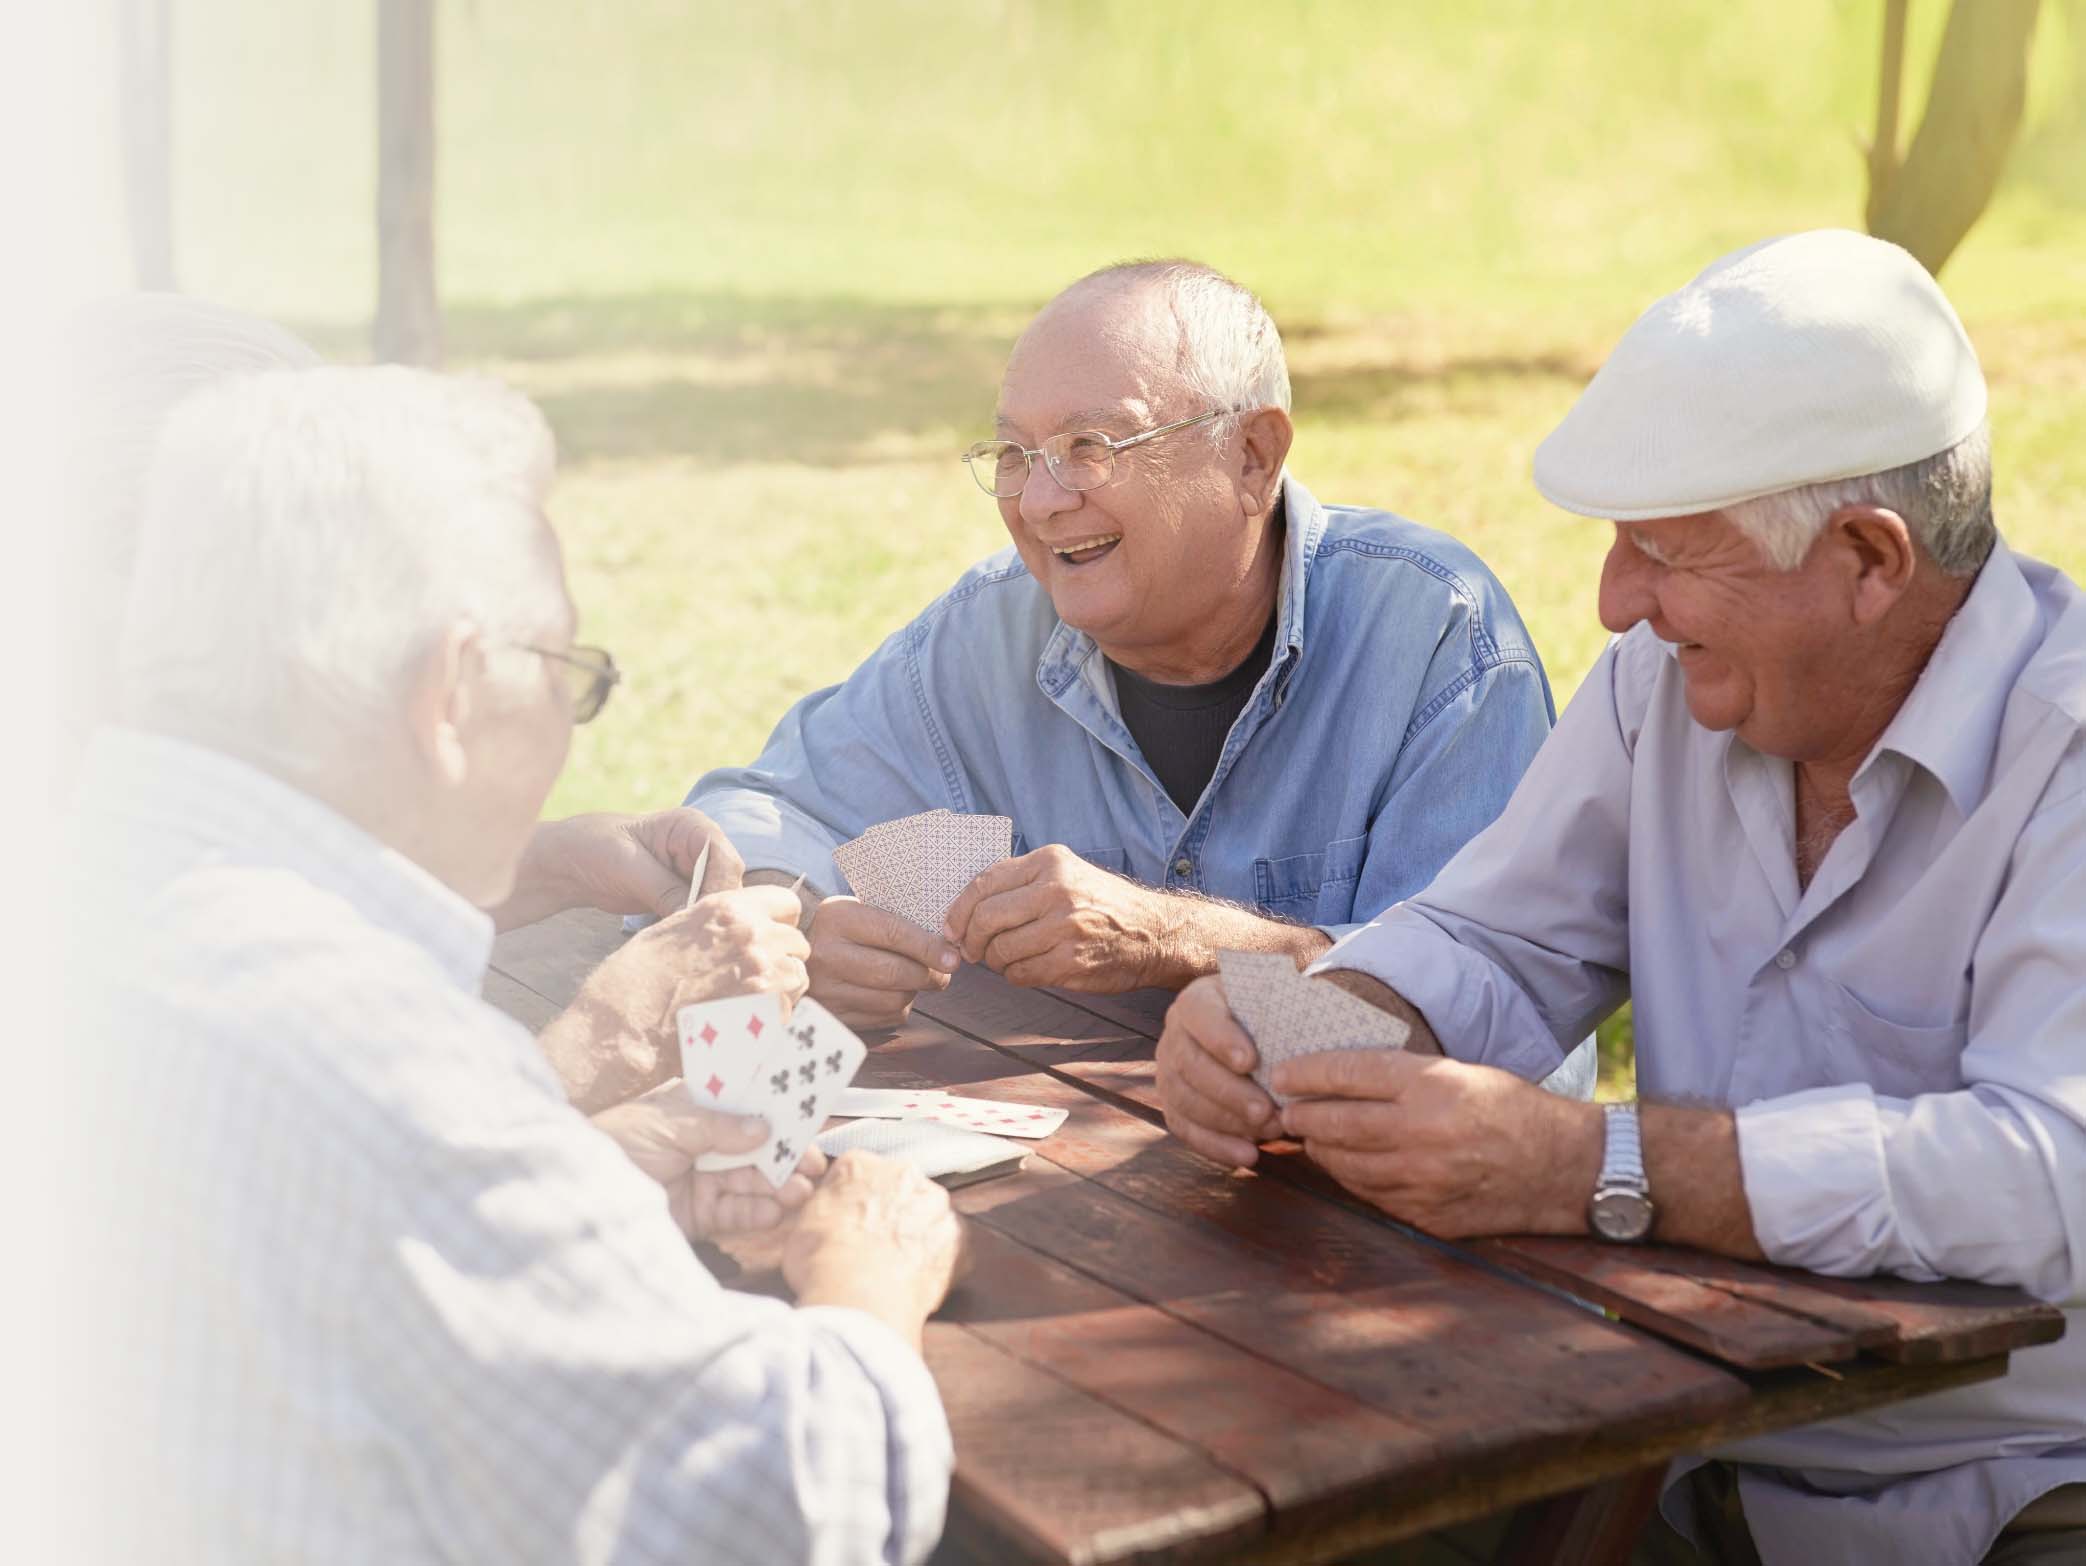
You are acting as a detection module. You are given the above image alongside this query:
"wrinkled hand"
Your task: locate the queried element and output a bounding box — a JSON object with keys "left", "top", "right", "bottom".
{"left": 1276, "top": 1051, "right": 1600, "bottom": 1239}
{"left": 807, "top": 897, "right": 958, "bottom": 1030}
{"left": 552, "top": 885, "right": 810, "bottom": 1113}
{"left": 942, "top": 845, "right": 1177, "bottom": 991}
{"left": 500, "top": 808, "right": 744, "bottom": 930}
{"left": 1156, "top": 975, "right": 1281, "bottom": 1168}
{"left": 591, "top": 1079, "right": 827, "bottom": 1239}
{"left": 783, "top": 1151, "right": 967, "bottom": 1347}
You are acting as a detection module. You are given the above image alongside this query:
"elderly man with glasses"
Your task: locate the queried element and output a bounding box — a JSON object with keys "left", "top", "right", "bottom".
{"left": 669, "top": 260, "right": 1592, "bottom": 1101}
{"left": 64, "top": 366, "right": 965, "bottom": 1564}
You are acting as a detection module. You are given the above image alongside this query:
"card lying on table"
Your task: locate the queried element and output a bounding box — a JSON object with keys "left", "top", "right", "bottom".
{"left": 832, "top": 1086, "right": 1068, "bottom": 1139}
{"left": 1218, "top": 949, "right": 1410, "bottom": 1107}
{"left": 833, "top": 808, "right": 1014, "bottom": 933}
{"left": 680, "top": 995, "right": 867, "bottom": 1187}
{"left": 818, "top": 1116, "right": 1028, "bottom": 1187}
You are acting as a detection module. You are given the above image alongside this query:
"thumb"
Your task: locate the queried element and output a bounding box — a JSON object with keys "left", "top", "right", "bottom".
{"left": 630, "top": 850, "right": 691, "bottom": 920}
{"left": 624, "top": 1081, "right": 769, "bottom": 1153}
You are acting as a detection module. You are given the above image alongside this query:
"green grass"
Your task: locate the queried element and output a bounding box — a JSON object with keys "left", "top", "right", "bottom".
{"left": 127, "top": 0, "right": 2086, "bottom": 1096}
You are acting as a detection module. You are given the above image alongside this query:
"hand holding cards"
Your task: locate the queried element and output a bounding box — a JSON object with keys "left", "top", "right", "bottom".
{"left": 834, "top": 808, "right": 1013, "bottom": 932}
{"left": 679, "top": 994, "right": 868, "bottom": 1187}
{"left": 1218, "top": 950, "right": 1410, "bottom": 1106}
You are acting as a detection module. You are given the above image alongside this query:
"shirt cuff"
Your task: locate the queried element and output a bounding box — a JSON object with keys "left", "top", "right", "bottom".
{"left": 1309, "top": 908, "right": 1568, "bottom": 1082}
{"left": 1735, "top": 1084, "right": 1904, "bottom": 1277}
{"left": 687, "top": 790, "right": 845, "bottom": 896}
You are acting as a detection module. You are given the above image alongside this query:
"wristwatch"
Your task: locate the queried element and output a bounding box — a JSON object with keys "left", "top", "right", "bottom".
{"left": 1589, "top": 1102, "right": 1655, "bottom": 1243}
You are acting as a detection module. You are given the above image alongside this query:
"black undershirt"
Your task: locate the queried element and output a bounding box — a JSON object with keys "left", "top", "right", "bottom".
{"left": 1109, "top": 608, "right": 1279, "bottom": 815}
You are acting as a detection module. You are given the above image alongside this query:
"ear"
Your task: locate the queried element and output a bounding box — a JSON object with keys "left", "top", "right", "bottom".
{"left": 404, "top": 621, "right": 481, "bottom": 790}
{"left": 1236, "top": 407, "right": 1295, "bottom": 516}
{"left": 1827, "top": 505, "right": 1918, "bottom": 628}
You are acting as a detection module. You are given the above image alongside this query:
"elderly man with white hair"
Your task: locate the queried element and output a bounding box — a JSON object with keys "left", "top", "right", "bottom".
{"left": 62, "top": 366, "right": 963, "bottom": 1564}
{"left": 1158, "top": 231, "right": 2085, "bottom": 1564}
{"left": 669, "top": 258, "right": 1592, "bottom": 1096}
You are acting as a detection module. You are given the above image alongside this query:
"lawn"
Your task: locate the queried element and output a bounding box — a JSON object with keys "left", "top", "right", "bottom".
{"left": 127, "top": 0, "right": 2086, "bottom": 1092}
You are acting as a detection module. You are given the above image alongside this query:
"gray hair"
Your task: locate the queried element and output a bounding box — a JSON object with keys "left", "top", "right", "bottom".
{"left": 1070, "top": 259, "right": 1291, "bottom": 442}
{"left": 118, "top": 365, "right": 567, "bottom": 783}
{"left": 60, "top": 296, "right": 323, "bottom": 773}
{"left": 1723, "top": 422, "right": 1995, "bottom": 576}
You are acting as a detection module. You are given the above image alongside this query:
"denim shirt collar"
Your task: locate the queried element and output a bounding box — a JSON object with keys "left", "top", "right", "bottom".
{"left": 1034, "top": 472, "right": 1325, "bottom": 708}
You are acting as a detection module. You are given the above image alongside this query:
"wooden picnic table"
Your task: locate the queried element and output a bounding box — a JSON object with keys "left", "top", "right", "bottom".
{"left": 487, "top": 908, "right": 2065, "bottom": 1566}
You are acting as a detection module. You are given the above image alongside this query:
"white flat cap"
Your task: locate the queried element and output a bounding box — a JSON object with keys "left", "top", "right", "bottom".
{"left": 1532, "top": 229, "right": 1987, "bottom": 521}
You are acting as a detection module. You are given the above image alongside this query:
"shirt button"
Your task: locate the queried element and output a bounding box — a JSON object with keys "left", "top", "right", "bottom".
{"left": 1774, "top": 948, "right": 1797, "bottom": 970}
{"left": 1173, "top": 858, "right": 1193, "bottom": 877}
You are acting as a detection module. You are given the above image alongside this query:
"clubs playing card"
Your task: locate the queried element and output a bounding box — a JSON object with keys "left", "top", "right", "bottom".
{"left": 1217, "top": 949, "right": 1410, "bottom": 1107}
{"left": 686, "top": 996, "right": 867, "bottom": 1187}
{"left": 817, "top": 1115, "right": 1028, "bottom": 1186}
{"left": 834, "top": 808, "right": 1013, "bottom": 933}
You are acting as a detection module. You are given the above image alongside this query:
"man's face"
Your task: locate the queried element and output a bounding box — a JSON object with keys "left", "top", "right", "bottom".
{"left": 1596, "top": 511, "right": 1858, "bottom": 761}
{"left": 992, "top": 289, "right": 1263, "bottom": 667}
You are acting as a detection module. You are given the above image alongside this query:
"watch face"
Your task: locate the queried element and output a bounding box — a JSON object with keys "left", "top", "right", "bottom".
{"left": 1591, "top": 1188, "right": 1654, "bottom": 1242}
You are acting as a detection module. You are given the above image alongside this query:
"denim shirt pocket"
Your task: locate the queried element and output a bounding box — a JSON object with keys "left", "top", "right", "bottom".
{"left": 1071, "top": 845, "right": 1131, "bottom": 874}
{"left": 1253, "top": 834, "right": 1369, "bottom": 923}
{"left": 1820, "top": 979, "right": 1967, "bottom": 1099}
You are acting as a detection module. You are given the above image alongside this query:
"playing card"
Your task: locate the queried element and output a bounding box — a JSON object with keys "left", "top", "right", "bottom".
{"left": 817, "top": 1116, "right": 1028, "bottom": 1185}
{"left": 834, "top": 1086, "right": 959, "bottom": 1118}
{"left": 1218, "top": 949, "right": 1410, "bottom": 1106}
{"left": 908, "top": 1094, "right": 1068, "bottom": 1140}
{"left": 737, "top": 997, "right": 868, "bottom": 1189}
{"left": 834, "top": 809, "right": 1013, "bottom": 933}
{"left": 677, "top": 992, "right": 783, "bottom": 1111}
{"left": 683, "top": 842, "right": 712, "bottom": 910}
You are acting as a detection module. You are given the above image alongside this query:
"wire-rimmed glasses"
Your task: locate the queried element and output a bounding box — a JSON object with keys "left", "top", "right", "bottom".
{"left": 962, "top": 409, "right": 1227, "bottom": 498}
{"left": 523, "top": 643, "right": 621, "bottom": 724}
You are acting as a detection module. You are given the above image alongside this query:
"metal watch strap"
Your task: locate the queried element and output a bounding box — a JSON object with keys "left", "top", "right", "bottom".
{"left": 1599, "top": 1102, "right": 1646, "bottom": 1193}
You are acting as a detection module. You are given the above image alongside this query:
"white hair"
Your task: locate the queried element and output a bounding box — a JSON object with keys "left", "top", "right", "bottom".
{"left": 1722, "top": 422, "right": 1995, "bottom": 576}
{"left": 60, "top": 296, "right": 324, "bottom": 769}
{"left": 117, "top": 365, "right": 566, "bottom": 783}
{"left": 1072, "top": 259, "right": 1291, "bottom": 443}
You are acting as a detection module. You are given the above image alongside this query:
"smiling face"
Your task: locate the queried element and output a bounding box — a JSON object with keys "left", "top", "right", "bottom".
{"left": 992, "top": 283, "right": 1279, "bottom": 679}
{"left": 1597, "top": 510, "right": 1867, "bottom": 762}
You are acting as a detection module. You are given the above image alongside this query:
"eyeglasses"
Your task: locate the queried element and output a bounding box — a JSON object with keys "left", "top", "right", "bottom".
{"left": 522, "top": 643, "right": 621, "bottom": 724}
{"left": 962, "top": 409, "right": 1227, "bottom": 499}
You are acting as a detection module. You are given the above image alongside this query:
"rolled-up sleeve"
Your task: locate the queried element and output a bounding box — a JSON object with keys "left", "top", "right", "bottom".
{"left": 1738, "top": 779, "right": 2086, "bottom": 1302}
{"left": 1313, "top": 639, "right": 1640, "bottom": 1079}
{"left": 689, "top": 619, "right": 960, "bottom": 894}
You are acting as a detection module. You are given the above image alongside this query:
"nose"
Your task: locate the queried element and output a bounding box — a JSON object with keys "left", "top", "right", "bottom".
{"left": 1015, "top": 457, "right": 1081, "bottom": 532}
{"left": 1597, "top": 528, "right": 1656, "bottom": 634}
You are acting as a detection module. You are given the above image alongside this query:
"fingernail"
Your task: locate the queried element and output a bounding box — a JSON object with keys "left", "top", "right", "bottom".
{"left": 936, "top": 946, "right": 960, "bottom": 972}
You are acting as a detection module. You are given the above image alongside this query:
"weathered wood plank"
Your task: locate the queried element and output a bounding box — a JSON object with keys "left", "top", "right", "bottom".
{"left": 488, "top": 905, "right": 625, "bottom": 1008}
{"left": 1478, "top": 1237, "right": 2064, "bottom": 1369}
{"left": 925, "top": 1325, "right": 1267, "bottom": 1565}
{"left": 481, "top": 968, "right": 560, "bottom": 1033}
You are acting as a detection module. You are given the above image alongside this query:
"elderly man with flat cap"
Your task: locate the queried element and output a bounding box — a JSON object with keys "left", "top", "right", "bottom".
{"left": 1157, "top": 231, "right": 2084, "bottom": 1565}
{"left": 660, "top": 257, "right": 1589, "bottom": 1096}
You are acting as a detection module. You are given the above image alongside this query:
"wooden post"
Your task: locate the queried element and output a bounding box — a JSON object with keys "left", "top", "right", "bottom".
{"left": 375, "top": 0, "right": 441, "bottom": 364}
{"left": 1864, "top": 0, "right": 1910, "bottom": 230}
{"left": 118, "top": 0, "right": 175, "bottom": 291}
{"left": 1867, "top": 0, "right": 2041, "bottom": 275}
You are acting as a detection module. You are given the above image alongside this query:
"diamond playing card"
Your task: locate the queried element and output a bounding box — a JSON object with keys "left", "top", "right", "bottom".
{"left": 1217, "top": 949, "right": 1410, "bottom": 1106}
{"left": 907, "top": 1094, "right": 1068, "bottom": 1140}
{"left": 685, "top": 996, "right": 867, "bottom": 1186}
{"left": 833, "top": 1086, "right": 959, "bottom": 1118}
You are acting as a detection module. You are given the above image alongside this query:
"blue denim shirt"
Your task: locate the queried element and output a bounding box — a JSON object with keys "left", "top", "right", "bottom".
{"left": 690, "top": 475, "right": 1596, "bottom": 1093}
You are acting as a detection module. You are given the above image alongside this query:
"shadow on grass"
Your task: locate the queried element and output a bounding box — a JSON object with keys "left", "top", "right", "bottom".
{"left": 305, "top": 289, "right": 1607, "bottom": 467}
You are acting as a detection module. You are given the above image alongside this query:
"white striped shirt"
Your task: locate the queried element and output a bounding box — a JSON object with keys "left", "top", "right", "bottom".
{"left": 61, "top": 728, "right": 951, "bottom": 1565}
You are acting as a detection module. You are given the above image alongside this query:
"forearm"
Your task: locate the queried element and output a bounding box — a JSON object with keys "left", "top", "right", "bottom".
{"left": 539, "top": 999, "right": 674, "bottom": 1114}
{"left": 1314, "top": 968, "right": 1444, "bottom": 1054}
{"left": 792, "top": 1265, "right": 933, "bottom": 1355}
{"left": 1640, "top": 1103, "right": 1764, "bottom": 1259}
{"left": 489, "top": 820, "right": 580, "bottom": 933}
{"left": 1146, "top": 896, "right": 1334, "bottom": 989}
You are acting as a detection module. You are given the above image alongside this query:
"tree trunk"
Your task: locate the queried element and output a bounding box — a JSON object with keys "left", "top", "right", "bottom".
{"left": 118, "top": 0, "right": 175, "bottom": 291}
{"left": 1868, "top": 0, "right": 2041, "bottom": 276}
{"left": 375, "top": 0, "right": 441, "bottom": 364}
